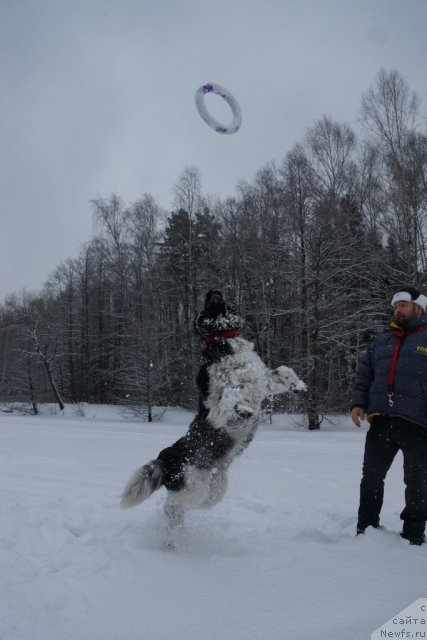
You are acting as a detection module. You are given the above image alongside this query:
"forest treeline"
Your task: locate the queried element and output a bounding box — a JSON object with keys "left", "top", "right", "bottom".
{"left": 1, "top": 69, "right": 426, "bottom": 428}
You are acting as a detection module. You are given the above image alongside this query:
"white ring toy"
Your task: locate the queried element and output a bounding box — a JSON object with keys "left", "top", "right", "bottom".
{"left": 194, "top": 83, "right": 242, "bottom": 134}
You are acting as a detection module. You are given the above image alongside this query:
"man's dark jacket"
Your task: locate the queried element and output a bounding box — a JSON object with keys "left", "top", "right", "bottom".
{"left": 351, "top": 314, "right": 427, "bottom": 428}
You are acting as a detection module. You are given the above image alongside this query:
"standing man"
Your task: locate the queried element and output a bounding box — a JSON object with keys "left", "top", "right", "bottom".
{"left": 351, "top": 287, "right": 427, "bottom": 545}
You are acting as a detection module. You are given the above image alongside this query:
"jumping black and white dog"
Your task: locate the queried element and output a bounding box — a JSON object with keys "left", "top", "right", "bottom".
{"left": 121, "top": 291, "right": 305, "bottom": 528}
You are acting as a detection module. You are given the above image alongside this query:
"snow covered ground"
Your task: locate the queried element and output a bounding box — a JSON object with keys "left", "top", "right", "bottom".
{"left": 0, "top": 405, "right": 425, "bottom": 640}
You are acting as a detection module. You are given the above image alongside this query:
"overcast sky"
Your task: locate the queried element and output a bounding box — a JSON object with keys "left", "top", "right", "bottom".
{"left": 1, "top": 0, "right": 426, "bottom": 301}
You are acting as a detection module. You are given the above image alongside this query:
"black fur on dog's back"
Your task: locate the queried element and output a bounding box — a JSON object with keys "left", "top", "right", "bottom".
{"left": 156, "top": 417, "right": 235, "bottom": 491}
{"left": 121, "top": 416, "right": 235, "bottom": 507}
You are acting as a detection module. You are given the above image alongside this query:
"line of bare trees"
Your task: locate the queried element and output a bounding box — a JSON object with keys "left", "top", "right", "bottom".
{"left": 1, "top": 69, "right": 426, "bottom": 428}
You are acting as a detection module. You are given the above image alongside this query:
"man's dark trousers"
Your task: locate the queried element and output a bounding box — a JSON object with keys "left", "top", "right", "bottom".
{"left": 358, "top": 415, "right": 427, "bottom": 540}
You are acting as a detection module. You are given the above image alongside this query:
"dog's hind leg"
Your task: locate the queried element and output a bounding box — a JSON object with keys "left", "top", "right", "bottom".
{"left": 201, "top": 466, "right": 228, "bottom": 508}
{"left": 163, "top": 502, "right": 186, "bottom": 550}
{"left": 164, "top": 503, "right": 185, "bottom": 529}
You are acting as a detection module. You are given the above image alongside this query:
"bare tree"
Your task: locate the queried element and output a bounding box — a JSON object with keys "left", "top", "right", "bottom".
{"left": 172, "top": 166, "right": 203, "bottom": 218}
{"left": 360, "top": 69, "right": 427, "bottom": 285}
{"left": 361, "top": 69, "right": 419, "bottom": 157}
{"left": 23, "top": 324, "right": 65, "bottom": 411}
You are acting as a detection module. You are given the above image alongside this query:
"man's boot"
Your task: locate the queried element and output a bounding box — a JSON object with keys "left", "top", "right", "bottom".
{"left": 401, "top": 520, "right": 426, "bottom": 546}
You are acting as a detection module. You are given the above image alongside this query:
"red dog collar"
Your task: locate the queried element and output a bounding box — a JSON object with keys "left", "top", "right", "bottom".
{"left": 204, "top": 329, "right": 241, "bottom": 347}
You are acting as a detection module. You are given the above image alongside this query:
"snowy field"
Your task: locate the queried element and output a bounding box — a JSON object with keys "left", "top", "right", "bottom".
{"left": 0, "top": 405, "right": 425, "bottom": 640}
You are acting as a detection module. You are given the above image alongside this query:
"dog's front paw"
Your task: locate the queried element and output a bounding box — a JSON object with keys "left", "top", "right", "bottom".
{"left": 293, "top": 379, "right": 307, "bottom": 393}
{"left": 273, "top": 366, "right": 306, "bottom": 393}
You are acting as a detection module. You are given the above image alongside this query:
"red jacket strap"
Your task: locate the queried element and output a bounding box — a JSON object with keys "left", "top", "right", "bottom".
{"left": 387, "top": 322, "right": 427, "bottom": 406}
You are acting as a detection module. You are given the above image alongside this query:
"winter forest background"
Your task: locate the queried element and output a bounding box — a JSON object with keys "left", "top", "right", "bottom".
{"left": 1, "top": 69, "right": 426, "bottom": 429}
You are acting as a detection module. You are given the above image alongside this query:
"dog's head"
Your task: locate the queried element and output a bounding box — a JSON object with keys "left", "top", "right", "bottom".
{"left": 194, "top": 290, "right": 243, "bottom": 341}
{"left": 203, "top": 290, "right": 227, "bottom": 319}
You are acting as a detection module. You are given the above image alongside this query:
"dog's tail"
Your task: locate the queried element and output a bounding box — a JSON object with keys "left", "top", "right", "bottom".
{"left": 120, "top": 460, "right": 164, "bottom": 508}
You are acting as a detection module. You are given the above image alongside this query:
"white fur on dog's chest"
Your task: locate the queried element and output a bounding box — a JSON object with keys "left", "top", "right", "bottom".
{"left": 205, "top": 337, "right": 270, "bottom": 430}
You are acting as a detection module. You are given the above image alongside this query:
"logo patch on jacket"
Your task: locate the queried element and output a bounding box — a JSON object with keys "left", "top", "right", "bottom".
{"left": 416, "top": 345, "right": 427, "bottom": 355}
